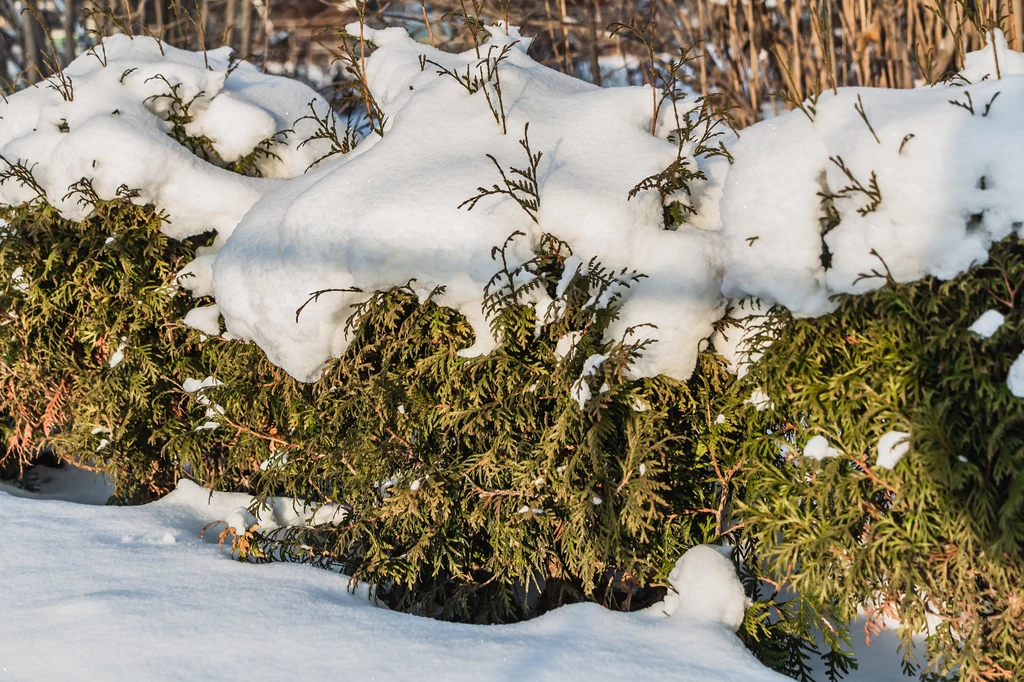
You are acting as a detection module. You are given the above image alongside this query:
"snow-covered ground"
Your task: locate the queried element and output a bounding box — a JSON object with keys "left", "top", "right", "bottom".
{"left": 0, "top": 467, "right": 914, "bottom": 682}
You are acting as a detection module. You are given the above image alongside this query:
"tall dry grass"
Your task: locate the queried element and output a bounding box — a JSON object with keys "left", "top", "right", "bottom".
{"left": 4, "top": 0, "right": 1021, "bottom": 125}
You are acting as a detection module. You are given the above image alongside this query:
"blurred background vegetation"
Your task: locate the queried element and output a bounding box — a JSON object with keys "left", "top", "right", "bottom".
{"left": 3, "top": 0, "right": 1020, "bottom": 127}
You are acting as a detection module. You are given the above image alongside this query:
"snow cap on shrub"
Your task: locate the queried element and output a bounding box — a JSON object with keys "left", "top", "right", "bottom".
{"left": 213, "top": 24, "right": 725, "bottom": 382}
{"left": 720, "top": 30, "right": 1024, "bottom": 317}
{"left": 0, "top": 34, "right": 333, "bottom": 297}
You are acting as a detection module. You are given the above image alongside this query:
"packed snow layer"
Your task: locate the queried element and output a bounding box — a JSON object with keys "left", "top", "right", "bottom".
{"left": 0, "top": 483, "right": 786, "bottom": 682}
{"left": 214, "top": 25, "right": 724, "bottom": 382}
{"left": 721, "top": 31, "right": 1024, "bottom": 316}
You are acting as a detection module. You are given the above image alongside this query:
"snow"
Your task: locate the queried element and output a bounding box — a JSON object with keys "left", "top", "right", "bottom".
{"left": 876, "top": 430, "right": 911, "bottom": 469}
{"left": 554, "top": 330, "right": 585, "bottom": 361}
{"left": 572, "top": 353, "right": 607, "bottom": 408}
{"left": 662, "top": 545, "right": 749, "bottom": 631}
{"left": 10, "top": 265, "right": 29, "bottom": 291}
{"left": 0, "top": 482, "right": 786, "bottom": 682}
{"left": 213, "top": 25, "right": 724, "bottom": 383}
{"left": 968, "top": 309, "right": 1005, "bottom": 338}
{"left": 182, "top": 304, "right": 222, "bottom": 336}
{"left": 107, "top": 341, "right": 126, "bottom": 368}
{"left": 182, "top": 375, "right": 222, "bottom": 394}
{"left": 720, "top": 30, "right": 1024, "bottom": 318}
{"left": 182, "top": 375, "right": 226, "bottom": 424}
{"left": 0, "top": 27, "right": 1014, "bottom": 682}
{"left": 210, "top": 26, "right": 1024, "bottom": 391}
{"left": 3, "top": 29, "right": 1013, "bottom": 395}
{"left": 0, "top": 464, "right": 114, "bottom": 504}
{"left": 710, "top": 300, "right": 767, "bottom": 377}
{"left": 803, "top": 435, "right": 841, "bottom": 460}
{"left": 0, "top": 34, "right": 332, "bottom": 300}
{"left": 1009, "top": 351, "right": 1024, "bottom": 398}
{"left": 747, "top": 389, "right": 772, "bottom": 411}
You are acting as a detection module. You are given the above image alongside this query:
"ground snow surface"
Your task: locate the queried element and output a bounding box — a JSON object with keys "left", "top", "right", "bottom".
{"left": 0, "top": 477, "right": 783, "bottom": 682}
{"left": 0, "top": 469, "right": 922, "bottom": 682}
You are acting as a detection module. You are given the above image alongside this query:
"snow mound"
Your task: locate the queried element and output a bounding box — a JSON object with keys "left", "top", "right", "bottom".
{"left": 663, "top": 545, "right": 749, "bottom": 631}
{"left": 213, "top": 24, "right": 724, "bottom": 382}
{"left": 0, "top": 34, "right": 332, "bottom": 299}
{"left": 721, "top": 30, "right": 1024, "bottom": 317}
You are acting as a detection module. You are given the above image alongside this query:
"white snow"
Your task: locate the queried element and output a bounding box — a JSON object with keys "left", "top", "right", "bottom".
{"left": 571, "top": 353, "right": 607, "bottom": 408}
{"left": 213, "top": 25, "right": 724, "bottom": 383}
{"left": 747, "top": 389, "right": 772, "bottom": 411}
{"left": 10, "top": 265, "right": 28, "bottom": 291}
{"left": 662, "top": 545, "right": 749, "bottom": 631}
{"left": 0, "top": 482, "right": 793, "bottom": 682}
{"left": 182, "top": 375, "right": 226, "bottom": 421}
{"left": 0, "top": 464, "right": 114, "bottom": 504}
{"left": 107, "top": 341, "right": 127, "bottom": 368}
{"left": 968, "top": 309, "right": 1005, "bottom": 338}
{"left": 182, "top": 375, "right": 222, "bottom": 394}
{"left": 876, "top": 430, "right": 911, "bottom": 469}
{"left": 0, "top": 34, "right": 332, "bottom": 302}
{"left": 0, "top": 27, "right": 1013, "bottom": 682}
{"left": 1008, "top": 351, "right": 1024, "bottom": 398}
{"left": 207, "top": 30, "right": 1024, "bottom": 392}
{"left": 720, "top": 30, "right": 1024, "bottom": 319}
{"left": 183, "top": 304, "right": 223, "bottom": 336}
{"left": 554, "top": 330, "right": 585, "bottom": 361}
{"left": 803, "top": 435, "right": 841, "bottom": 460}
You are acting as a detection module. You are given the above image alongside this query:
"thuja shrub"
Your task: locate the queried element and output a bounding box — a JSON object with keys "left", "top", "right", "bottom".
{"left": 0, "top": 183, "right": 260, "bottom": 502}
{"left": 734, "top": 236, "right": 1024, "bottom": 680}
{"left": 217, "top": 235, "right": 740, "bottom": 624}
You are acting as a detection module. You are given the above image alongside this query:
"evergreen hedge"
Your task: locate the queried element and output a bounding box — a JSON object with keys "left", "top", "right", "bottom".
{"left": 0, "top": 178, "right": 313, "bottom": 502}
{"left": 0, "top": 182, "right": 737, "bottom": 623}
{"left": 5, "top": 169, "right": 1022, "bottom": 678}
{"left": 734, "top": 236, "right": 1024, "bottom": 680}
{"left": 203, "top": 235, "right": 739, "bottom": 623}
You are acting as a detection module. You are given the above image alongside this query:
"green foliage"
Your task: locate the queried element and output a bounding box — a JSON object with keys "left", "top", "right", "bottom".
{"left": 0, "top": 181, "right": 259, "bottom": 502}
{"left": 734, "top": 236, "right": 1024, "bottom": 680}
{"left": 208, "top": 233, "right": 740, "bottom": 624}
